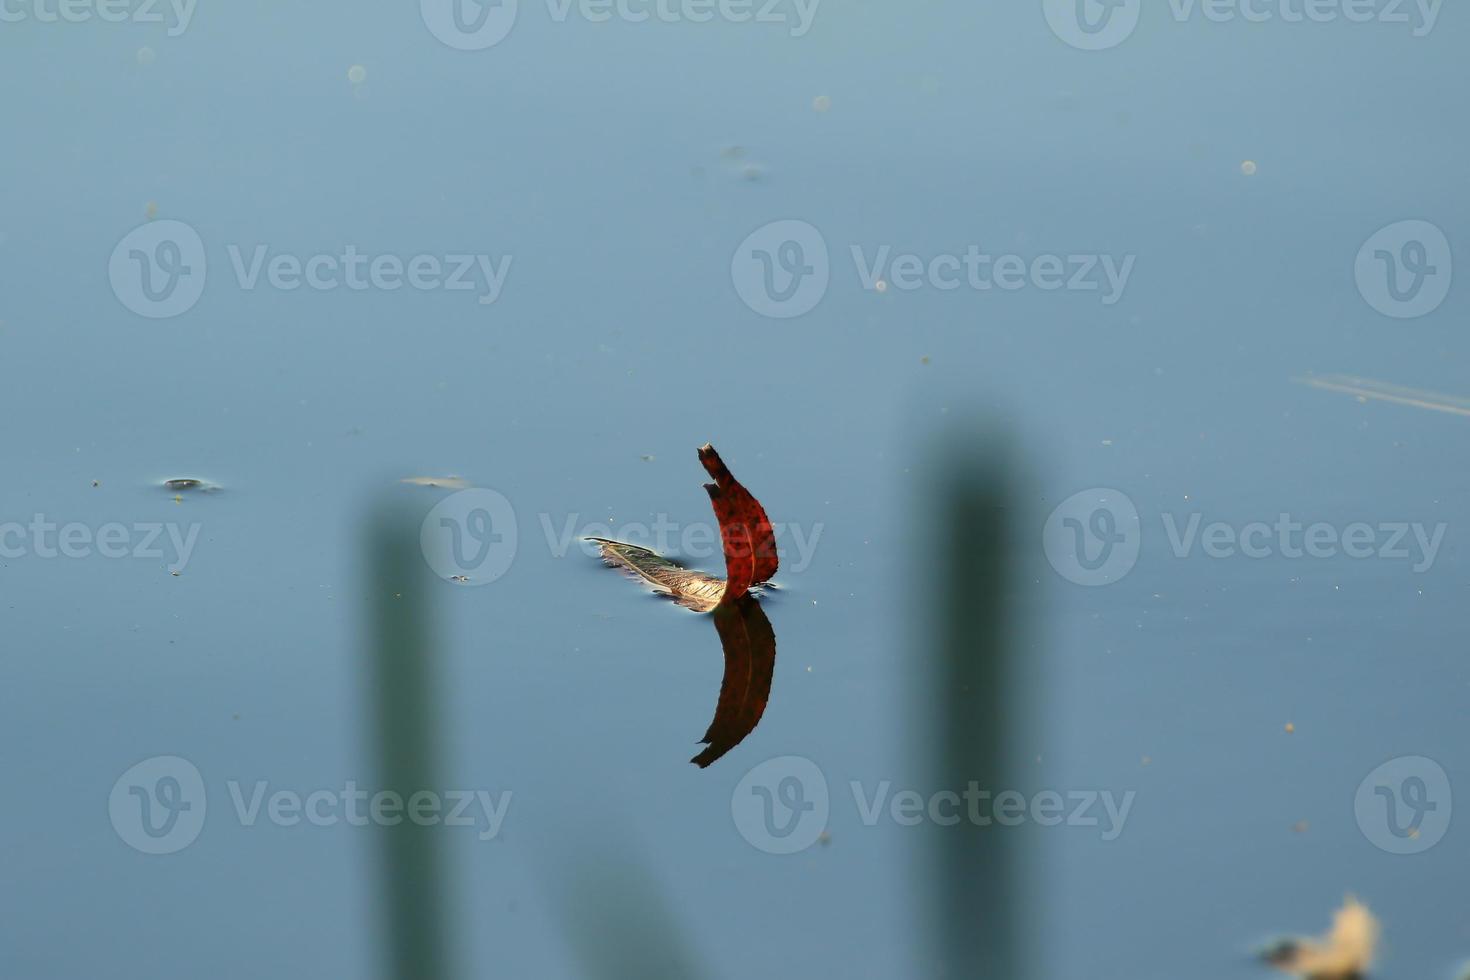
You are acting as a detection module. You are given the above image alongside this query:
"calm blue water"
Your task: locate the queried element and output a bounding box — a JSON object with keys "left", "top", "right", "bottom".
{"left": 2, "top": 3, "right": 1466, "bottom": 978}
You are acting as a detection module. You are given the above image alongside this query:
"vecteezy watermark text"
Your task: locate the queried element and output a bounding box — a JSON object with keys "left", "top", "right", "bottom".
{"left": 224, "top": 246, "right": 510, "bottom": 305}
{"left": 730, "top": 755, "right": 1135, "bottom": 853}
{"left": 1158, "top": 514, "right": 1445, "bottom": 570}
{"left": 1043, "top": 0, "right": 1442, "bottom": 51}
{"left": 850, "top": 245, "right": 1135, "bottom": 303}
{"left": 1044, "top": 488, "right": 1448, "bottom": 586}
{"left": 108, "top": 219, "right": 512, "bottom": 318}
{"left": 0, "top": 516, "right": 200, "bottom": 573}
{"left": 849, "top": 781, "right": 1134, "bottom": 838}
{"left": 731, "top": 219, "right": 1136, "bottom": 318}
{"left": 0, "top": 0, "right": 197, "bottom": 35}
{"left": 420, "top": 0, "right": 821, "bottom": 51}
{"left": 226, "top": 781, "right": 510, "bottom": 841}
{"left": 109, "top": 755, "right": 512, "bottom": 854}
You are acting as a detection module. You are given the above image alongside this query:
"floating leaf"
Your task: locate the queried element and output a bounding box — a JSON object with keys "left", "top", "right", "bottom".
{"left": 697, "top": 443, "right": 778, "bottom": 600}
{"left": 588, "top": 445, "right": 783, "bottom": 767}
{"left": 591, "top": 444, "right": 778, "bottom": 611}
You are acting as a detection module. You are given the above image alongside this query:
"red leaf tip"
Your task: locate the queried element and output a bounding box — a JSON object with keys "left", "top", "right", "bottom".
{"left": 695, "top": 444, "right": 778, "bottom": 601}
{"left": 698, "top": 443, "right": 735, "bottom": 487}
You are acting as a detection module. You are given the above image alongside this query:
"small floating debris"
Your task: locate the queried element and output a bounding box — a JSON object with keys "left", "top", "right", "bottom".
{"left": 1260, "top": 897, "right": 1377, "bottom": 979}
{"left": 162, "top": 478, "right": 221, "bottom": 493}
{"left": 713, "top": 145, "right": 768, "bottom": 182}
{"left": 1241, "top": 159, "right": 1258, "bottom": 176}
{"left": 400, "top": 475, "right": 469, "bottom": 490}
{"left": 1294, "top": 374, "right": 1470, "bottom": 418}
{"left": 347, "top": 64, "right": 367, "bottom": 85}
{"left": 812, "top": 94, "right": 831, "bottom": 112}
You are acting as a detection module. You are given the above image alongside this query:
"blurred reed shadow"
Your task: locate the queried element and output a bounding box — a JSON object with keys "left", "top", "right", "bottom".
{"left": 918, "top": 440, "right": 1032, "bottom": 979}
{"left": 366, "top": 502, "right": 452, "bottom": 980}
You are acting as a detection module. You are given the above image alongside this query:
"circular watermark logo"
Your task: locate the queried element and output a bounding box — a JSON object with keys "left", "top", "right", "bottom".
{"left": 108, "top": 220, "right": 207, "bottom": 319}
{"left": 1042, "top": 0, "right": 1141, "bottom": 50}
{"left": 1043, "top": 487, "right": 1141, "bottom": 586}
{"left": 1354, "top": 755, "right": 1451, "bottom": 854}
{"left": 731, "top": 755, "right": 830, "bottom": 854}
{"left": 731, "top": 219, "right": 830, "bottom": 319}
{"left": 109, "top": 755, "right": 207, "bottom": 855}
{"left": 421, "top": 0, "right": 519, "bottom": 50}
{"left": 420, "top": 487, "right": 518, "bottom": 585}
{"left": 1355, "top": 220, "right": 1453, "bottom": 319}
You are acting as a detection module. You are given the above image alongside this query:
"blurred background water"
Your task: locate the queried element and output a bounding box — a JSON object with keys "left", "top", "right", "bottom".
{"left": 1, "top": 3, "right": 1466, "bottom": 977}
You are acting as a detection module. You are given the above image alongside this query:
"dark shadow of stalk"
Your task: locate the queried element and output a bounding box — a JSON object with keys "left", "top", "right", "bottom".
{"left": 366, "top": 504, "right": 451, "bottom": 980}
{"left": 924, "top": 442, "right": 1029, "bottom": 979}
